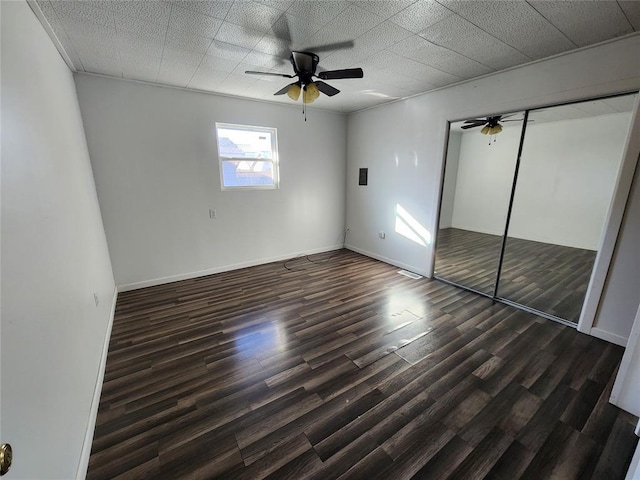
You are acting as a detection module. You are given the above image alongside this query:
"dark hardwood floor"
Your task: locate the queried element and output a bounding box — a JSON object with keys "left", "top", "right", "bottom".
{"left": 434, "top": 228, "right": 597, "bottom": 323}
{"left": 88, "top": 249, "right": 637, "bottom": 480}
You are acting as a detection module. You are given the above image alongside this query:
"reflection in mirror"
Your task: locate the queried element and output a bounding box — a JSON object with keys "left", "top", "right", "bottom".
{"left": 497, "top": 93, "right": 637, "bottom": 323}
{"left": 435, "top": 112, "right": 525, "bottom": 295}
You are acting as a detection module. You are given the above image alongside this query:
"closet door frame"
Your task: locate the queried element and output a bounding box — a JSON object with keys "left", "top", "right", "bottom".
{"left": 577, "top": 93, "right": 640, "bottom": 343}
{"left": 432, "top": 92, "right": 640, "bottom": 338}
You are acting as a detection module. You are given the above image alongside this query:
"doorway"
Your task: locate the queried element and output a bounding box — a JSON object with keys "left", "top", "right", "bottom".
{"left": 434, "top": 93, "right": 637, "bottom": 325}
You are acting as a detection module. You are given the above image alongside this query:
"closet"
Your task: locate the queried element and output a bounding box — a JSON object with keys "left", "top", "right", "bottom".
{"left": 435, "top": 93, "right": 637, "bottom": 325}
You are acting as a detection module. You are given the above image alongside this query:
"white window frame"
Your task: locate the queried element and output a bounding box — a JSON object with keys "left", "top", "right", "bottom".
{"left": 215, "top": 122, "right": 279, "bottom": 190}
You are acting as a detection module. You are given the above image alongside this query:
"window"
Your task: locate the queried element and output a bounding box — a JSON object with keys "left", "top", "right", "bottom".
{"left": 215, "top": 123, "right": 279, "bottom": 190}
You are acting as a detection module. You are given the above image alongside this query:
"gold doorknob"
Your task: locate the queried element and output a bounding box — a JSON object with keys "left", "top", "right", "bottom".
{"left": 0, "top": 444, "right": 12, "bottom": 476}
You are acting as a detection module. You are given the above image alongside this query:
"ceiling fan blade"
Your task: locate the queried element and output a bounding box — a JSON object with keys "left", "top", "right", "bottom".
{"left": 303, "top": 40, "right": 354, "bottom": 53}
{"left": 463, "top": 119, "right": 486, "bottom": 124}
{"left": 461, "top": 124, "right": 484, "bottom": 130}
{"left": 317, "top": 68, "right": 363, "bottom": 80}
{"left": 271, "top": 14, "right": 292, "bottom": 46}
{"left": 274, "top": 83, "right": 296, "bottom": 95}
{"left": 270, "top": 15, "right": 293, "bottom": 63}
{"left": 245, "top": 70, "right": 295, "bottom": 78}
{"left": 315, "top": 81, "right": 340, "bottom": 97}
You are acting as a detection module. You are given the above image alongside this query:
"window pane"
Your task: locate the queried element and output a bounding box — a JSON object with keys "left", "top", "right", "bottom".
{"left": 216, "top": 123, "right": 278, "bottom": 190}
{"left": 217, "top": 128, "right": 273, "bottom": 159}
{"left": 221, "top": 160, "right": 275, "bottom": 187}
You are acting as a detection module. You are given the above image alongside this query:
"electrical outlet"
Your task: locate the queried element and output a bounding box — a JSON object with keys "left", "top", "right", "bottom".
{"left": 93, "top": 293, "right": 99, "bottom": 307}
{"left": 209, "top": 209, "right": 217, "bottom": 219}
{"left": 378, "top": 231, "right": 385, "bottom": 239}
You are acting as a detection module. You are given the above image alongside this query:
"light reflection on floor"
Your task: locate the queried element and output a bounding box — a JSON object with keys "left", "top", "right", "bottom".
{"left": 225, "top": 279, "right": 458, "bottom": 378}
{"left": 231, "top": 320, "right": 289, "bottom": 359}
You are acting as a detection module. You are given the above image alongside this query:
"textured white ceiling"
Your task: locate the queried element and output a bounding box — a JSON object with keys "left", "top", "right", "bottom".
{"left": 33, "top": 0, "right": 640, "bottom": 113}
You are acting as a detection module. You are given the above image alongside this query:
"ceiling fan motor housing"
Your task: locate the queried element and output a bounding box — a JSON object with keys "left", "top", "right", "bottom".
{"left": 291, "top": 52, "right": 319, "bottom": 85}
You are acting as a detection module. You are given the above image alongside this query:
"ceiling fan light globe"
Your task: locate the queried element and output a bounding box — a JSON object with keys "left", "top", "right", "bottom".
{"left": 287, "top": 83, "right": 301, "bottom": 101}
{"left": 481, "top": 125, "right": 491, "bottom": 135}
{"left": 303, "top": 82, "right": 320, "bottom": 104}
{"left": 309, "top": 82, "right": 320, "bottom": 101}
{"left": 490, "top": 124, "right": 503, "bottom": 135}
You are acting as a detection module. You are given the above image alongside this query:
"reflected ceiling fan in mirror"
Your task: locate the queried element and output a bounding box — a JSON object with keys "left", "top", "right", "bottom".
{"left": 461, "top": 114, "right": 525, "bottom": 144}
{"left": 245, "top": 51, "right": 363, "bottom": 120}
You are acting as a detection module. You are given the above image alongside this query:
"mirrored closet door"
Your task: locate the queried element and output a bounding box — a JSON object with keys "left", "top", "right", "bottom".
{"left": 435, "top": 112, "right": 525, "bottom": 296}
{"left": 435, "top": 93, "right": 637, "bottom": 325}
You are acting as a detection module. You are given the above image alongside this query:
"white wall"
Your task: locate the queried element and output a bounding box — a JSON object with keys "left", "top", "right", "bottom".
{"left": 1, "top": 2, "right": 115, "bottom": 479}
{"left": 594, "top": 157, "right": 640, "bottom": 339}
{"left": 611, "top": 303, "right": 640, "bottom": 416}
{"left": 449, "top": 124, "right": 521, "bottom": 235}
{"left": 346, "top": 34, "right": 640, "bottom": 340}
{"left": 74, "top": 75, "right": 347, "bottom": 290}
{"left": 448, "top": 113, "right": 631, "bottom": 250}
{"left": 510, "top": 113, "right": 630, "bottom": 249}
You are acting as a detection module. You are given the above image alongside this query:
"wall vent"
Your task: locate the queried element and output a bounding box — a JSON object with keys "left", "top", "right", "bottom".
{"left": 398, "top": 270, "right": 422, "bottom": 279}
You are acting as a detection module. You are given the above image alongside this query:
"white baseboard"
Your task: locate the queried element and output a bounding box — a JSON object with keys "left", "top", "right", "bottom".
{"left": 448, "top": 225, "right": 504, "bottom": 237}
{"left": 590, "top": 327, "right": 628, "bottom": 347}
{"left": 448, "top": 225, "right": 598, "bottom": 251}
{"left": 344, "top": 244, "right": 431, "bottom": 278}
{"left": 117, "top": 244, "right": 344, "bottom": 292}
{"left": 76, "top": 287, "right": 118, "bottom": 480}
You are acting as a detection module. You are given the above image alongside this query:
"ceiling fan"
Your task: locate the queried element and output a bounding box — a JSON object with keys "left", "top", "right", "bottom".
{"left": 461, "top": 114, "right": 523, "bottom": 135}
{"left": 245, "top": 51, "right": 364, "bottom": 105}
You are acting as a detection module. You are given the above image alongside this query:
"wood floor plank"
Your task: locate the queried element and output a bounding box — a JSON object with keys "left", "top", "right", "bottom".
{"left": 304, "top": 388, "right": 386, "bottom": 446}
{"left": 378, "top": 421, "right": 456, "bottom": 479}
{"left": 381, "top": 376, "right": 480, "bottom": 460}
{"left": 306, "top": 432, "right": 380, "bottom": 480}
{"left": 224, "top": 433, "right": 313, "bottom": 480}
{"left": 410, "top": 434, "right": 474, "bottom": 480}
{"left": 88, "top": 249, "right": 638, "bottom": 480}
{"left": 447, "top": 427, "right": 513, "bottom": 480}
{"left": 483, "top": 439, "right": 536, "bottom": 480}
{"left": 519, "top": 420, "right": 577, "bottom": 480}
{"left": 238, "top": 381, "right": 375, "bottom": 467}
{"left": 315, "top": 390, "right": 434, "bottom": 461}
{"left": 263, "top": 449, "right": 325, "bottom": 480}
{"left": 547, "top": 431, "right": 599, "bottom": 480}
{"left": 590, "top": 413, "right": 640, "bottom": 479}
{"left": 335, "top": 446, "right": 394, "bottom": 480}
